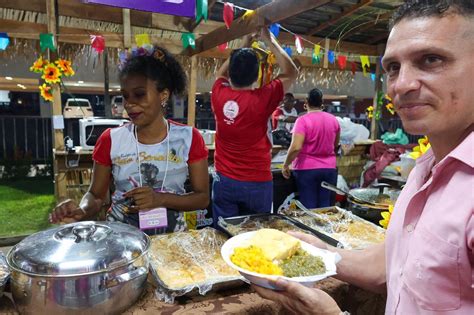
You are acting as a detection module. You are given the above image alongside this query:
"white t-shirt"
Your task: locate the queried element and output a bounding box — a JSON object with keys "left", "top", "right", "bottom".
{"left": 93, "top": 120, "right": 208, "bottom": 234}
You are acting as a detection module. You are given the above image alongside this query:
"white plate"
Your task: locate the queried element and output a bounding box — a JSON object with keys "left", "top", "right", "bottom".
{"left": 221, "top": 231, "right": 340, "bottom": 290}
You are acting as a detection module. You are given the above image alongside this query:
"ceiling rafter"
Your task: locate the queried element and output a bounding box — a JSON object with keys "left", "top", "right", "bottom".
{"left": 307, "top": 0, "right": 374, "bottom": 36}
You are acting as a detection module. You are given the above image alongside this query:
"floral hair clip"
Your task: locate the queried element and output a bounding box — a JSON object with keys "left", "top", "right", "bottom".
{"left": 118, "top": 44, "right": 167, "bottom": 70}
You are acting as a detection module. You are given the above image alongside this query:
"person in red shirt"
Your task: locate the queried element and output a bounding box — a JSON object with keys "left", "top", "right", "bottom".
{"left": 271, "top": 93, "right": 298, "bottom": 131}
{"left": 211, "top": 28, "right": 298, "bottom": 224}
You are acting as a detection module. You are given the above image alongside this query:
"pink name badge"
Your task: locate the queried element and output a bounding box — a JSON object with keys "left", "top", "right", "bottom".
{"left": 138, "top": 207, "right": 168, "bottom": 230}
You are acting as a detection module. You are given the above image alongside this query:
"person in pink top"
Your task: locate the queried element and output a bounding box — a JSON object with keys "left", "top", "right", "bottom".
{"left": 282, "top": 88, "right": 340, "bottom": 208}
{"left": 253, "top": 1, "right": 474, "bottom": 314}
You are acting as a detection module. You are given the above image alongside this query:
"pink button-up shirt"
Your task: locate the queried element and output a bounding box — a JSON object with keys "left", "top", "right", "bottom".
{"left": 386, "top": 132, "right": 474, "bottom": 314}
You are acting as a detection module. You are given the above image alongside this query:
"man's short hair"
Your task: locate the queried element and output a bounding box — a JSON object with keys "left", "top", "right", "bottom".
{"left": 390, "top": 0, "right": 474, "bottom": 29}
{"left": 229, "top": 48, "right": 259, "bottom": 88}
{"left": 284, "top": 93, "right": 294, "bottom": 99}
{"left": 307, "top": 88, "right": 323, "bottom": 108}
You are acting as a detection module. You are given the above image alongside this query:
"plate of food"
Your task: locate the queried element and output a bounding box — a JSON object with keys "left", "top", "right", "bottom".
{"left": 221, "top": 228, "right": 340, "bottom": 290}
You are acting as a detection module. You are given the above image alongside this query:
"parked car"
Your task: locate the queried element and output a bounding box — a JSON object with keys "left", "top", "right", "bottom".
{"left": 63, "top": 98, "right": 93, "bottom": 118}
{"left": 111, "top": 95, "right": 128, "bottom": 118}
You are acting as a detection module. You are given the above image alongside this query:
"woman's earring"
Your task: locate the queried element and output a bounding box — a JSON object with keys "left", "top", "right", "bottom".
{"left": 161, "top": 100, "right": 167, "bottom": 108}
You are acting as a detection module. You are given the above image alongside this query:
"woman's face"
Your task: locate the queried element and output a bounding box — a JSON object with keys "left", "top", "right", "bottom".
{"left": 121, "top": 74, "right": 169, "bottom": 128}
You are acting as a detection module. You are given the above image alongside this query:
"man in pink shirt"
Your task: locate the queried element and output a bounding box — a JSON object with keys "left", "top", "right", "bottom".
{"left": 253, "top": 1, "right": 474, "bottom": 314}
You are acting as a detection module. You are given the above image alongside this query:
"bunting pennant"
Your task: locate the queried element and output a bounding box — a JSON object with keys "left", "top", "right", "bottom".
{"left": 312, "top": 53, "right": 321, "bottom": 64}
{"left": 39, "top": 33, "right": 56, "bottom": 52}
{"left": 196, "top": 0, "right": 208, "bottom": 23}
{"left": 337, "top": 55, "right": 347, "bottom": 70}
{"left": 295, "top": 36, "right": 303, "bottom": 54}
{"left": 0, "top": 33, "right": 9, "bottom": 50}
{"left": 90, "top": 35, "right": 105, "bottom": 53}
{"left": 328, "top": 50, "right": 336, "bottom": 64}
{"left": 218, "top": 42, "right": 228, "bottom": 52}
{"left": 223, "top": 2, "right": 234, "bottom": 29}
{"left": 181, "top": 33, "right": 196, "bottom": 49}
{"left": 135, "top": 33, "right": 151, "bottom": 47}
{"left": 371, "top": 73, "right": 376, "bottom": 81}
{"left": 242, "top": 9, "right": 255, "bottom": 20}
{"left": 269, "top": 23, "right": 280, "bottom": 38}
{"left": 283, "top": 46, "right": 292, "bottom": 57}
{"left": 351, "top": 62, "right": 357, "bottom": 75}
{"left": 360, "top": 55, "right": 370, "bottom": 77}
{"left": 314, "top": 44, "right": 321, "bottom": 56}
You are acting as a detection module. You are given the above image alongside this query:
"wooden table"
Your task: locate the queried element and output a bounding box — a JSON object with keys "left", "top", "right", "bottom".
{"left": 1, "top": 278, "right": 385, "bottom": 314}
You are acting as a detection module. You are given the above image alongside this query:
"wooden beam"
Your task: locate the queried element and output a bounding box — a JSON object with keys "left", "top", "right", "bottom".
{"left": 187, "top": 56, "right": 197, "bottom": 126}
{"left": 122, "top": 9, "right": 132, "bottom": 48}
{"left": 186, "top": 0, "right": 218, "bottom": 32}
{"left": 323, "top": 37, "right": 330, "bottom": 68}
{"left": 188, "top": 0, "right": 331, "bottom": 55}
{"left": 366, "top": 31, "right": 389, "bottom": 45}
{"left": 308, "top": 0, "right": 373, "bottom": 36}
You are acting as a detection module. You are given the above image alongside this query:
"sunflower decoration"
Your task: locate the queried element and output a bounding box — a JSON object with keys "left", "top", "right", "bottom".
{"left": 409, "top": 136, "right": 431, "bottom": 159}
{"left": 29, "top": 56, "right": 49, "bottom": 73}
{"left": 39, "top": 83, "right": 53, "bottom": 102}
{"left": 41, "top": 63, "right": 62, "bottom": 84}
{"left": 383, "top": 94, "right": 395, "bottom": 115}
{"left": 55, "top": 58, "right": 75, "bottom": 77}
{"left": 379, "top": 204, "right": 394, "bottom": 229}
{"left": 366, "top": 105, "right": 374, "bottom": 119}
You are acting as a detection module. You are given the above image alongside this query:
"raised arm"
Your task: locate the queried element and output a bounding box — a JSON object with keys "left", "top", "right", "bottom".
{"left": 259, "top": 28, "right": 298, "bottom": 92}
{"left": 216, "top": 34, "right": 255, "bottom": 79}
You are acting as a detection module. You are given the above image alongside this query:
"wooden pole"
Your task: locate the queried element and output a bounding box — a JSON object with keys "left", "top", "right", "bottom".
{"left": 46, "top": 0, "right": 67, "bottom": 200}
{"left": 122, "top": 8, "right": 132, "bottom": 48}
{"left": 187, "top": 56, "right": 197, "bottom": 126}
{"left": 103, "top": 48, "right": 111, "bottom": 118}
{"left": 323, "top": 38, "right": 330, "bottom": 69}
{"left": 370, "top": 44, "right": 386, "bottom": 140}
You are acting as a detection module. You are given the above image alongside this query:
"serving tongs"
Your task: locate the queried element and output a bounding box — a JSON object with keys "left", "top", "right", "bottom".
{"left": 293, "top": 200, "right": 344, "bottom": 248}
{"left": 320, "top": 181, "right": 389, "bottom": 208}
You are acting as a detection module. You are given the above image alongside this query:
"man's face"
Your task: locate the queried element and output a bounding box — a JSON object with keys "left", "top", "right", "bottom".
{"left": 383, "top": 14, "right": 474, "bottom": 138}
{"left": 282, "top": 95, "right": 295, "bottom": 111}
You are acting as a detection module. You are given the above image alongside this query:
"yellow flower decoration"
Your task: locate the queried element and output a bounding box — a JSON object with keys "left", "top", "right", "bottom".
{"left": 366, "top": 105, "right": 374, "bottom": 119}
{"left": 41, "top": 63, "right": 62, "bottom": 84}
{"left": 409, "top": 136, "right": 431, "bottom": 159}
{"left": 29, "top": 56, "right": 49, "bottom": 73}
{"left": 39, "top": 83, "right": 53, "bottom": 102}
{"left": 379, "top": 204, "right": 394, "bottom": 229}
{"left": 55, "top": 59, "right": 75, "bottom": 76}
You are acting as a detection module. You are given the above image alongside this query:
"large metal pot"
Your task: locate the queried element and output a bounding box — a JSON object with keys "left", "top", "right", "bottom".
{"left": 321, "top": 182, "right": 400, "bottom": 224}
{"left": 6, "top": 221, "right": 150, "bottom": 315}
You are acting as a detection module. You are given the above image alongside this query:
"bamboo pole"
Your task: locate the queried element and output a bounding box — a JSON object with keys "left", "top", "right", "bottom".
{"left": 187, "top": 56, "right": 197, "bottom": 126}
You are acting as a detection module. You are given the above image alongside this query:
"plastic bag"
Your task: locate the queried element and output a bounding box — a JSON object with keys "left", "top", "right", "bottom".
{"left": 337, "top": 117, "right": 370, "bottom": 144}
{"left": 381, "top": 128, "right": 409, "bottom": 145}
{"left": 0, "top": 252, "right": 9, "bottom": 297}
{"left": 148, "top": 228, "right": 243, "bottom": 303}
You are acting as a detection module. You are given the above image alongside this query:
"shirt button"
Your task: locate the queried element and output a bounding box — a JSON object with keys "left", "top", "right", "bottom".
{"left": 406, "top": 224, "right": 414, "bottom": 233}
{"left": 399, "top": 268, "right": 403, "bottom": 276}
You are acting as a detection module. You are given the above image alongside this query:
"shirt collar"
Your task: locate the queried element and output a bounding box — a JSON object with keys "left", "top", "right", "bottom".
{"left": 447, "top": 131, "right": 473, "bottom": 168}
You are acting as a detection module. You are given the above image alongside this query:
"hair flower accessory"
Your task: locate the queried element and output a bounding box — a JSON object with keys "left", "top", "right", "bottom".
{"left": 118, "top": 45, "right": 167, "bottom": 70}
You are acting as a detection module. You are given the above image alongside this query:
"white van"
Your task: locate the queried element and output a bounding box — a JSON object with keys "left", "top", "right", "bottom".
{"left": 63, "top": 98, "right": 93, "bottom": 118}
{"left": 111, "top": 95, "right": 128, "bottom": 118}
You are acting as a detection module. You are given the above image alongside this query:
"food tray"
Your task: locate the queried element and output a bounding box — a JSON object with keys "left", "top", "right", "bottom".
{"left": 279, "top": 206, "right": 386, "bottom": 250}
{"left": 148, "top": 227, "right": 245, "bottom": 303}
{"left": 0, "top": 252, "right": 9, "bottom": 298}
{"left": 218, "top": 213, "right": 342, "bottom": 248}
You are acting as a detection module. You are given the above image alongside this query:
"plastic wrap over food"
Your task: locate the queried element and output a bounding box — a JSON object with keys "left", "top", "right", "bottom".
{"left": 279, "top": 206, "right": 385, "bottom": 250}
{"left": 0, "top": 252, "right": 9, "bottom": 297}
{"left": 218, "top": 214, "right": 310, "bottom": 236}
{"left": 148, "top": 227, "right": 244, "bottom": 303}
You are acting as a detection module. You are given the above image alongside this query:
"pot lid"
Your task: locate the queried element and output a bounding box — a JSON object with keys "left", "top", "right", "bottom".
{"left": 7, "top": 221, "right": 150, "bottom": 277}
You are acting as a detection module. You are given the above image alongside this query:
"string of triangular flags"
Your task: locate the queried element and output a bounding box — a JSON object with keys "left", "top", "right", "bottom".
{"left": 216, "top": 1, "right": 381, "bottom": 79}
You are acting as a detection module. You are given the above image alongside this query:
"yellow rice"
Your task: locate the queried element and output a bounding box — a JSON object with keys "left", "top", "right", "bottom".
{"left": 230, "top": 245, "right": 283, "bottom": 275}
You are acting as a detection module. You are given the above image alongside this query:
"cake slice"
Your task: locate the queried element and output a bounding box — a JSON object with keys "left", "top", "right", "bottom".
{"left": 249, "top": 228, "right": 300, "bottom": 261}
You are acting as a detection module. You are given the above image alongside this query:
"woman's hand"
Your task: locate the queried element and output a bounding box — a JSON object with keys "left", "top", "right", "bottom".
{"left": 49, "top": 199, "right": 86, "bottom": 224}
{"left": 252, "top": 278, "right": 341, "bottom": 315}
{"left": 282, "top": 164, "right": 291, "bottom": 179}
{"left": 124, "top": 187, "right": 162, "bottom": 212}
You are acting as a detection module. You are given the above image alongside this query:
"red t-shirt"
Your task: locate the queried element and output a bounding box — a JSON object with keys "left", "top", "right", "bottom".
{"left": 211, "top": 78, "right": 284, "bottom": 181}
{"left": 271, "top": 107, "right": 284, "bottom": 130}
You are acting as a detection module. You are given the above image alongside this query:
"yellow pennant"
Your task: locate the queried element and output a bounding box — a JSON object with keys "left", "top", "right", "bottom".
{"left": 242, "top": 10, "right": 255, "bottom": 20}
{"left": 135, "top": 33, "right": 150, "bottom": 47}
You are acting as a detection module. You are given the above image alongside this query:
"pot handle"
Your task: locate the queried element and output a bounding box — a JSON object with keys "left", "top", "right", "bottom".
{"left": 72, "top": 224, "right": 96, "bottom": 242}
{"left": 105, "top": 267, "right": 148, "bottom": 288}
{"left": 372, "top": 183, "right": 391, "bottom": 194}
{"left": 321, "top": 181, "right": 348, "bottom": 196}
